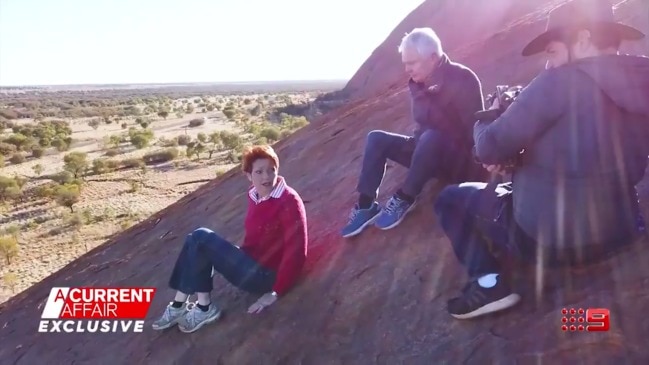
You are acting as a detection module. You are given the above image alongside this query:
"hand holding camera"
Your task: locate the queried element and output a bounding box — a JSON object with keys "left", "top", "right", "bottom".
{"left": 473, "top": 85, "right": 525, "bottom": 174}
{"left": 475, "top": 85, "right": 523, "bottom": 122}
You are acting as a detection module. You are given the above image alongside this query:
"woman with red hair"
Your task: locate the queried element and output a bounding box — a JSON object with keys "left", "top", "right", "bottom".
{"left": 152, "top": 145, "right": 308, "bottom": 333}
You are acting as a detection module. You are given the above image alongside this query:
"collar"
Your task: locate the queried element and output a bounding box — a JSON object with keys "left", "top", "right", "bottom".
{"left": 408, "top": 53, "right": 450, "bottom": 91}
{"left": 248, "top": 176, "right": 287, "bottom": 204}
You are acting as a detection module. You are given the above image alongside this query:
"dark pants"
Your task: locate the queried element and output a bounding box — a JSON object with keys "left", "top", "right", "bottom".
{"left": 434, "top": 182, "right": 643, "bottom": 278}
{"left": 168, "top": 227, "right": 276, "bottom": 295}
{"left": 356, "top": 129, "right": 482, "bottom": 200}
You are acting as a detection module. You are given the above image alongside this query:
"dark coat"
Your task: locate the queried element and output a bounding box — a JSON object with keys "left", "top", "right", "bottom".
{"left": 474, "top": 54, "right": 649, "bottom": 248}
{"left": 408, "top": 53, "right": 485, "bottom": 149}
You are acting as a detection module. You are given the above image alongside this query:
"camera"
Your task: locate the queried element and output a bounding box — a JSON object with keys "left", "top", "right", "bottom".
{"left": 474, "top": 85, "right": 523, "bottom": 122}
{"left": 473, "top": 85, "right": 525, "bottom": 172}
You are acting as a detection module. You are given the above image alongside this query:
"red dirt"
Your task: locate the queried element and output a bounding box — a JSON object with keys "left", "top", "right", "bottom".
{"left": 1, "top": 0, "right": 649, "bottom": 363}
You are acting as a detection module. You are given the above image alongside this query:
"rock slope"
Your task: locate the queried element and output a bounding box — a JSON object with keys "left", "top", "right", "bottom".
{"left": 1, "top": 0, "right": 648, "bottom": 363}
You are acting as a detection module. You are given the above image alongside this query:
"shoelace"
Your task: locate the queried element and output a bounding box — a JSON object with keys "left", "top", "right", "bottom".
{"left": 348, "top": 208, "right": 360, "bottom": 222}
{"left": 158, "top": 304, "right": 179, "bottom": 323}
{"left": 182, "top": 306, "right": 203, "bottom": 327}
{"left": 382, "top": 197, "right": 403, "bottom": 215}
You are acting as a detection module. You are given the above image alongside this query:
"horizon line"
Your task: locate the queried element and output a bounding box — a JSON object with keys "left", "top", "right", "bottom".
{"left": 0, "top": 79, "right": 349, "bottom": 88}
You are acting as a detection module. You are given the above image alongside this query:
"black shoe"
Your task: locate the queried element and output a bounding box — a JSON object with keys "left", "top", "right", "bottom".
{"left": 447, "top": 276, "right": 521, "bottom": 319}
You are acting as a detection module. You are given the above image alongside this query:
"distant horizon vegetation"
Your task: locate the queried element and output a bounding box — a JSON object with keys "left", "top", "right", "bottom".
{"left": 0, "top": 80, "right": 349, "bottom": 97}
{"left": 0, "top": 79, "right": 348, "bottom": 89}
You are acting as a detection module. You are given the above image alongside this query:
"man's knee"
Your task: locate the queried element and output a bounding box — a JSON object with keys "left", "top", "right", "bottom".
{"left": 411, "top": 130, "right": 445, "bottom": 165}
{"left": 365, "top": 130, "right": 391, "bottom": 150}
{"left": 434, "top": 184, "right": 463, "bottom": 216}
{"left": 434, "top": 182, "right": 485, "bottom": 216}
{"left": 416, "top": 129, "right": 444, "bottom": 148}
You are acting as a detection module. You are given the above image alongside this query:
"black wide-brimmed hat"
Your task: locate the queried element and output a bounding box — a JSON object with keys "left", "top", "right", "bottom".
{"left": 522, "top": 0, "right": 645, "bottom": 56}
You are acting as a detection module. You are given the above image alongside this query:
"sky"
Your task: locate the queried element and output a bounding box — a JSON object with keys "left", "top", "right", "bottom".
{"left": 0, "top": 0, "right": 424, "bottom": 86}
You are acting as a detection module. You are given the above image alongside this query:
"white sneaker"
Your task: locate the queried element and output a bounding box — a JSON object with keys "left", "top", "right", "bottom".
{"left": 178, "top": 303, "right": 222, "bottom": 333}
{"left": 151, "top": 301, "right": 189, "bottom": 330}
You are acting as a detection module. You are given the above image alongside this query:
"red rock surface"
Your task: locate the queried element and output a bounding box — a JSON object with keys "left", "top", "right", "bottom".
{"left": 2, "top": 0, "right": 649, "bottom": 363}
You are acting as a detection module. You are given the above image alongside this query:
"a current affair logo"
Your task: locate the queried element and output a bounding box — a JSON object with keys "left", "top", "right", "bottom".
{"left": 561, "top": 307, "right": 610, "bottom": 332}
{"left": 38, "top": 287, "right": 156, "bottom": 333}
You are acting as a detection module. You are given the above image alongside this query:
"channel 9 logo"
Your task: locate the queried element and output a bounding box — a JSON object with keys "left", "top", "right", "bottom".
{"left": 561, "top": 307, "right": 610, "bottom": 332}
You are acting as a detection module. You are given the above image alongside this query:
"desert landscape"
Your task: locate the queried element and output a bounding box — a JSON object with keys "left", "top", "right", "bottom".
{"left": 0, "top": 81, "right": 344, "bottom": 303}
{"left": 1, "top": 0, "right": 649, "bottom": 363}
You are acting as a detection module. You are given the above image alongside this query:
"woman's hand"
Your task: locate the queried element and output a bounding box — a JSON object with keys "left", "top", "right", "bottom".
{"left": 247, "top": 292, "right": 278, "bottom": 314}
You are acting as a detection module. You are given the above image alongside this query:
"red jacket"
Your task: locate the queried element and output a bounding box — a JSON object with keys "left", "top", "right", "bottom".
{"left": 240, "top": 177, "right": 308, "bottom": 296}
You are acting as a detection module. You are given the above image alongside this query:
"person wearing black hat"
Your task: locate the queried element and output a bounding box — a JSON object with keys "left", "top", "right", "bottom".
{"left": 433, "top": 0, "right": 649, "bottom": 320}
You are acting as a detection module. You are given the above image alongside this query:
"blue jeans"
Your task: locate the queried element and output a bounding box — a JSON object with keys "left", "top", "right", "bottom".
{"left": 168, "top": 227, "right": 276, "bottom": 295}
{"left": 356, "top": 129, "right": 484, "bottom": 200}
{"left": 434, "top": 182, "right": 643, "bottom": 278}
{"left": 433, "top": 182, "right": 528, "bottom": 278}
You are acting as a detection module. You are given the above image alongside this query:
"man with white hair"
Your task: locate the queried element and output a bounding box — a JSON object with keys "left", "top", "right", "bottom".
{"left": 341, "top": 27, "right": 486, "bottom": 238}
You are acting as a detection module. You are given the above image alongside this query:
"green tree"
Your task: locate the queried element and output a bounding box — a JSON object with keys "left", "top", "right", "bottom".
{"left": 129, "top": 128, "right": 154, "bottom": 149}
{"left": 4, "top": 185, "right": 22, "bottom": 203}
{"left": 207, "top": 132, "right": 221, "bottom": 158}
{"left": 194, "top": 143, "right": 206, "bottom": 159}
{"left": 63, "top": 151, "right": 88, "bottom": 178}
{"left": 4, "top": 133, "right": 29, "bottom": 150}
{"left": 219, "top": 131, "right": 242, "bottom": 150}
{"left": 0, "top": 175, "right": 18, "bottom": 201}
{"left": 109, "top": 134, "right": 122, "bottom": 148}
{"left": 260, "top": 127, "right": 281, "bottom": 142}
{"left": 0, "top": 142, "right": 16, "bottom": 155}
{"left": 31, "top": 145, "right": 45, "bottom": 158}
{"left": 51, "top": 137, "right": 71, "bottom": 152}
{"left": 51, "top": 170, "right": 74, "bottom": 185}
{"left": 92, "top": 158, "right": 112, "bottom": 175}
{"left": 39, "top": 137, "right": 52, "bottom": 148}
{"left": 177, "top": 134, "right": 191, "bottom": 146}
{"left": 222, "top": 107, "right": 236, "bottom": 120}
{"left": 55, "top": 183, "right": 81, "bottom": 213}
{"left": 185, "top": 142, "right": 196, "bottom": 160}
{"left": 0, "top": 235, "right": 19, "bottom": 265}
{"left": 3, "top": 272, "right": 18, "bottom": 293}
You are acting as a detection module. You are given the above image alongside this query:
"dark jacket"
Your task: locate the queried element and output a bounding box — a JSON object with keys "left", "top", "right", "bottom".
{"left": 474, "top": 54, "right": 649, "bottom": 249}
{"left": 409, "top": 54, "right": 484, "bottom": 149}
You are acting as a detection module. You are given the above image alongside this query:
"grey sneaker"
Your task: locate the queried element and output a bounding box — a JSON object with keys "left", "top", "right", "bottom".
{"left": 341, "top": 202, "right": 381, "bottom": 238}
{"left": 374, "top": 195, "right": 415, "bottom": 230}
{"left": 151, "top": 301, "right": 189, "bottom": 330}
{"left": 178, "top": 303, "right": 222, "bottom": 333}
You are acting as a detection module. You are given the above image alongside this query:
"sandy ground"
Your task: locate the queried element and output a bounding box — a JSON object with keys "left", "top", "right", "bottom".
{"left": 0, "top": 94, "right": 302, "bottom": 303}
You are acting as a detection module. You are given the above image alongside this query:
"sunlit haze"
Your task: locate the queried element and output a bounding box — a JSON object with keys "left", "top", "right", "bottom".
{"left": 0, "top": 0, "right": 425, "bottom": 86}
